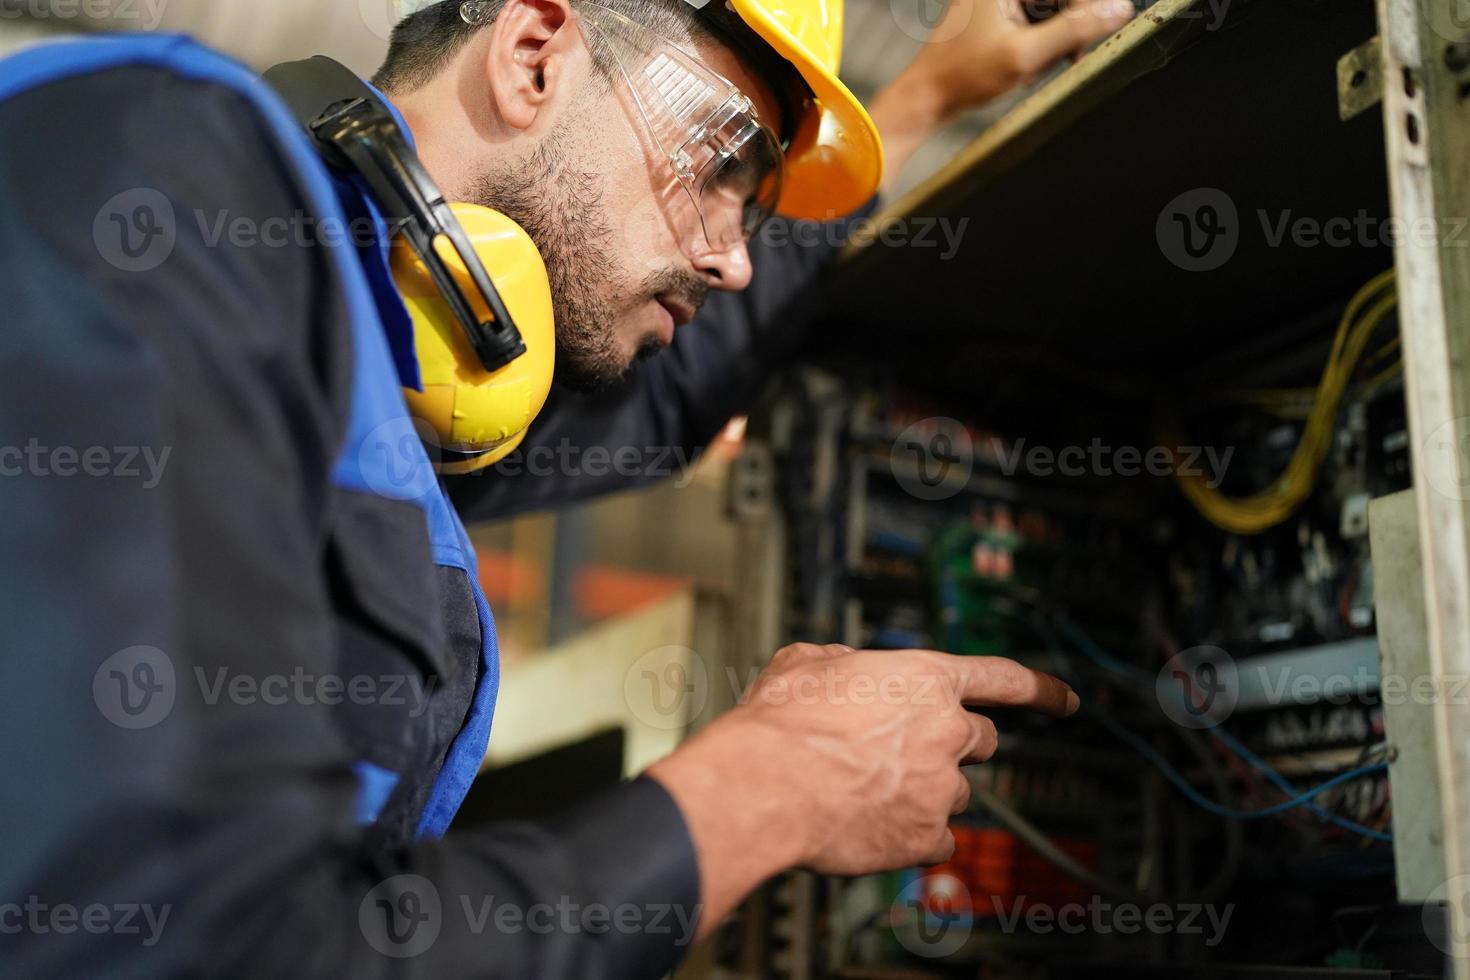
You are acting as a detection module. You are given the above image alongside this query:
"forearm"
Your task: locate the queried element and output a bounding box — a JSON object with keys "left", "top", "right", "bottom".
{"left": 645, "top": 718, "right": 810, "bottom": 941}
{"left": 869, "top": 61, "right": 952, "bottom": 195}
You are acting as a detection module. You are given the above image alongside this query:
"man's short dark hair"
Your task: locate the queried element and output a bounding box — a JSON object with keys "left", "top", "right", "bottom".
{"left": 373, "top": 0, "right": 714, "bottom": 95}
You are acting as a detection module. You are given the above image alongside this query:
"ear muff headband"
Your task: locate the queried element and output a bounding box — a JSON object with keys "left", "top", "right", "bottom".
{"left": 263, "top": 56, "right": 555, "bottom": 474}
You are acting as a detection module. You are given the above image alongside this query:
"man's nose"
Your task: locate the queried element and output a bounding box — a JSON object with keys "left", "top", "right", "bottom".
{"left": 692, "top": 239, "right": 754, "bottom": 292}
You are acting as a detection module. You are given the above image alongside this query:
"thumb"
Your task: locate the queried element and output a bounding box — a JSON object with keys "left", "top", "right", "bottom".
{"left": 1010, "top": 0, "right": 1134, "bottom": 76}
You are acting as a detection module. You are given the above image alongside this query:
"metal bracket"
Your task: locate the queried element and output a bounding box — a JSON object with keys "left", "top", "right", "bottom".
{"left": 1339, "top": 35, "right": 1385, "bottom": 121}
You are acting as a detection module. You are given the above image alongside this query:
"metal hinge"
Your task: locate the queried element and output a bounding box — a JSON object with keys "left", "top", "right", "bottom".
{"left": 1338, "top": 35, "right": 1384, "bottom": 122}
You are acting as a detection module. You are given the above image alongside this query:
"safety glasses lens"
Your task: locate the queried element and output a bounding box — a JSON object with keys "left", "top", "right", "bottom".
{"left": 693, "top": 122, "right": 783, "bottom": 248}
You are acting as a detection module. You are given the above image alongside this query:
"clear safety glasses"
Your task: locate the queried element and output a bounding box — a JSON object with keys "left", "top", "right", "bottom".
{"left": 461, "top": 0, "right": 784, "bottom": 257}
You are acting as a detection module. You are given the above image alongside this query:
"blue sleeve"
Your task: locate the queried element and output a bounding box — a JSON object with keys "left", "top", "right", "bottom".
{"left": 446, "top": 205, "right": 879, "bottom": 522}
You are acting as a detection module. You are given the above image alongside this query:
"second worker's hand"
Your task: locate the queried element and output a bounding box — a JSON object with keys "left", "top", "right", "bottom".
{"left": 869, "top": 0, "right": 1136, "bottom": 189}
{"left": 644, "top": 643, "right": 1080, "bottom": 941}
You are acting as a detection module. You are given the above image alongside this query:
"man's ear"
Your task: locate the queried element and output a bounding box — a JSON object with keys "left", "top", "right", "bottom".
{"left": 486, "top": 0, "right": 581, "bottom": 132}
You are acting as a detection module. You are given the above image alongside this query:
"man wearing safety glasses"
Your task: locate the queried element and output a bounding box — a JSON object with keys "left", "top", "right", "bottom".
{"left": 0, "top": 0, "right": 1129, "bottom": 975}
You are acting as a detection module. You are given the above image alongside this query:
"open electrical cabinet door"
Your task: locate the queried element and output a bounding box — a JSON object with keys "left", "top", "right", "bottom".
{"left": 704, "top": 0, "right": 1470, "bottom": 975}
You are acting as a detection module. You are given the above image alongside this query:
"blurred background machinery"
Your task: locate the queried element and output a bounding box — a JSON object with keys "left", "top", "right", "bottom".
{"left": 703, "top": 0, "right": 1470, "bottom": 975}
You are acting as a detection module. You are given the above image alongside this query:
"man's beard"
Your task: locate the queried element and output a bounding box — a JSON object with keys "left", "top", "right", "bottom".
{"left": 469, "top": 135, "right": 705, "bottom": 392}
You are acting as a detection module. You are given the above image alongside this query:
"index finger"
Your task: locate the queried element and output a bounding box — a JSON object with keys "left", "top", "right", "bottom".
{"left": 937, "top": 653, "right": 1080, "bottom": 717}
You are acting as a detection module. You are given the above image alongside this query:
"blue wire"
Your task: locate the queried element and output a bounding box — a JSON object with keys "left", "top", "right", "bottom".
{"left": 1088, "top": 708, "right": 1393, "bottom": 839}
{"left": 1046, "top": 614, "right": 1394, "bottom": 842}
{"left": 1209, "top": 726, "right": 1393, "bottom": 842}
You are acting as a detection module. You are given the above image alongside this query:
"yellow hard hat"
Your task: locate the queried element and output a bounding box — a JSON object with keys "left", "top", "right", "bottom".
{"left": 395, "top": 0, "right": 884, "bottom": 218}
{"left": 721, "top": 0, "right": 884, "bottom": 218}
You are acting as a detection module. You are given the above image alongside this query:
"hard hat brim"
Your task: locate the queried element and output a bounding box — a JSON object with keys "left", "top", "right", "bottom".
{"left": 730, "top": 0, "right": 885, "bottom": 219}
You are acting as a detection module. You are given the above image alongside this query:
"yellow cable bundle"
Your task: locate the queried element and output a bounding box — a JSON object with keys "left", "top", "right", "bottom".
{"left": 1166, "top": 270, "right": 1398, "bottom": 536}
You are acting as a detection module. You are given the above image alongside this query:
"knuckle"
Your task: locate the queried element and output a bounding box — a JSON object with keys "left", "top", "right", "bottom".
{"left": 1001, "top": 42, "right": 1033, "bottom": 80}
{"left": 930, "top": 828, "right": 957, "bottom": 865}
{"left": 773, "top": 642, "right": 816, "bottom": 665}
{"left": 998, "top": 662, "right": 1037, "bottom": 701}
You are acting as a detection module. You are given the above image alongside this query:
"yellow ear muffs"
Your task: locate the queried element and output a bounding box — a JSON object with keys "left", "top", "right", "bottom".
{"left": 391, "top": 203, "right": 556, "bottom": 475}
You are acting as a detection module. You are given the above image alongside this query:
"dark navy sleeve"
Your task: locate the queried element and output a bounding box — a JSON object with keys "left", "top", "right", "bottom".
{"left": 0, "top": 66, "right": 699, "bottom": 979}
{"left": 446, "top": 204, "right": 879, "bottom": 522}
